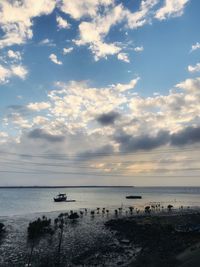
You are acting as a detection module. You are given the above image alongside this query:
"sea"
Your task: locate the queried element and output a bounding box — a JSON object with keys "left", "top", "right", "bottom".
{"left": 0, "top": 186, "right": 200, "bottom": 217}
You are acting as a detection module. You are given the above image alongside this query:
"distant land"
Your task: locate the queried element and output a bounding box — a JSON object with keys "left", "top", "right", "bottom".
{"left": 0, "top": 185, "right": 134, "bottom": 188}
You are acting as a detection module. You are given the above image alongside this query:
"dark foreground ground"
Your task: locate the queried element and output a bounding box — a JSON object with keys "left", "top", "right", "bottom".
{"left": 106, "top": 212, "right": 200, "bottom": 267}
{"left": 0, "top": 210, "right": 200, "bottom": 266}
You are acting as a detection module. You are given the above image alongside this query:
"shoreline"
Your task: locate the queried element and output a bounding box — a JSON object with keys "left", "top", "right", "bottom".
{"left": 1, "top": 204, "right": 200, "bottom": 218}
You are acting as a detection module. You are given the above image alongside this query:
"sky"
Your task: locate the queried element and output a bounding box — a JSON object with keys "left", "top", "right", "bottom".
{"left": 0, "top": 0, "right": 200, "bottom": 186}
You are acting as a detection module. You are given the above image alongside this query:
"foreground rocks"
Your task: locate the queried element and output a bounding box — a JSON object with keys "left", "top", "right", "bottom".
{"left": 105, "top": 213, "right": 200, "bottom": 267}
{"left": 0, "top": 211, "right": 200, "bottom": 266}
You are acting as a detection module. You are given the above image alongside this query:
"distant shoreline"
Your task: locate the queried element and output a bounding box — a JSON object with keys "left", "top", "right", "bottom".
{"left": 0, "top": 185, "right": 134, "bottom": 189}
{"left": 0, "top": 185, "right": 200, "bottom": 189}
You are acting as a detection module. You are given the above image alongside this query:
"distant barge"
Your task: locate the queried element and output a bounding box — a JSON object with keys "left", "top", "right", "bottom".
{"left": 126, "top": 195, "right": 142, "bottom": 199}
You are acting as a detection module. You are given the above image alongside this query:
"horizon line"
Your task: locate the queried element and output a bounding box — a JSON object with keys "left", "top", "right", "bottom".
{"left": 0, "top": 185, "right": 200, "bottom": 188}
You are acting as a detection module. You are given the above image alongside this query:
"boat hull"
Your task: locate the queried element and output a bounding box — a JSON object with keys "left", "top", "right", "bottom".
{"left": 54, "top": 197, "right": 67, "bottom": 202}
{"left": 126, "top": 196, "right": 142, "bottom": 199}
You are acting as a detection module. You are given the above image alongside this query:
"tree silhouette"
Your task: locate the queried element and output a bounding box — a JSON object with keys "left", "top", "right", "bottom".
{"left": 27, "top": 216, "right": 53, "bottom": 266}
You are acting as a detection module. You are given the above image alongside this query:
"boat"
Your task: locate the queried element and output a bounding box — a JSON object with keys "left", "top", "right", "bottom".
{"left": 126, "top": 195, "right": 142, "bottom": 199}
{"left": 54, "top": 193, "right": 67, "bottom": 202}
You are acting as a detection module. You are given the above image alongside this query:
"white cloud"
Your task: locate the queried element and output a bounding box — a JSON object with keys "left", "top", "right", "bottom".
{"left": 92, "top": 42, "right": 121, "bottom": 61}
{"left": 75, "top": 4, "right": 124, "bottom": 60}
{"left": 27, "top": 102, "right": 51, "bottom": 111}
{"left": 33, "top": 116, "right": 49, "bottom": 125}
{"left": 48, "top": 79, "right": 129, "bottom": 125}
{"left": 10, "top": 65, "right": 28, "bottom": 79}
{"left": 7, "top": 50, "right": 22, "bottom": 60}
{"left": 73, "top": 1, "right": 158, "bottom": 60}
{"left": 0, "top": 64, "right": 28, "bottom": 83}
{"left": 191, "top": 42, "right": 200, "bottom": 52}
{"left": 4, "top": 113, "right": 32, "bottom": 129}
{"left": 0, "top": 0, "right": 56, "bottom": 48}
{"left": 134, "top": 46, "right": 144, "bottom": 52}
{"left": 117, "top": 52, "right": 130, "bottom": 63}
{"left": 59, "top": 0, "right": 114, "bottom": 20}
{"left": 0, "top": 132, "right": 8, "bottom": 143}
{"left": 114, "top": 77, "right": 140, "bottom": 92}
{"left": 2, "top": 76, "right": 200, "bottom": 185}
{"left": 63, "top": 47, "right": 73, "bottom": 55}
{"left": 56, "top": 15, "right": 70, "bottom": 30}
{"left": 188, "top": 63, "right": 200, "bottom": 73}
{"left": 155, "top": 0, "right": 189, "bottom": 20}
{"left": 49, "top": 54, "right": 63, "bottom": 65}
{"left": 38, "top": 38, "right": 55, "bottom": 46}
{"left": 125, "top": 0, "right": 158, "bottom": 29}
{"left": 0, "top": 65, "right": 10, "bottom": 84}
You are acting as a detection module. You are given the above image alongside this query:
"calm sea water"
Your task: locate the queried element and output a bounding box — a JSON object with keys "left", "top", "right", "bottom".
{"left": 0, "top": 187, "right": 200, "bottom": 217}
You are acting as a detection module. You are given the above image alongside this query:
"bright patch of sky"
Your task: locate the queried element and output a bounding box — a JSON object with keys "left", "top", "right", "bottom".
{"left": 0, "top": 0, "right": 200, "bottom": 186}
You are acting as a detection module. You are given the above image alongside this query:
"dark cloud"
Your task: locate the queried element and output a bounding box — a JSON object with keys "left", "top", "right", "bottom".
{"left": 171, "top": 126, "right": 200, "bottom": 146}
{"left": 114, "top": 130, "right": 169, "bottom": 152}
{"left": 114, "top": 126, "right": 200, "bottom": 152}
{"left": 27, "top": 128, "right": 65, "bottom": 142}
{"left": 96, "top": 111, "right": 120, "bottom": 125}
{"left": 77, "top": 145, "right": 114, "bottom": 160}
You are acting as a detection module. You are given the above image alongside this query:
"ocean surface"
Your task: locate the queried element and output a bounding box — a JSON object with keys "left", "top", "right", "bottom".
{"left": 0, "top": 186, "right": 200, "bottom": 217}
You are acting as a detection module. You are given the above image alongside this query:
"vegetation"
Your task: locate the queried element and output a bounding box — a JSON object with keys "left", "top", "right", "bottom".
{"left": 27, "top": 216, "right": 54, "bottom": 266}
{"left": 167, "top": 204, "right": 174, "bottom": 212}
{"left": 0, "top": 222, "right": 5, "bottom": 233}
{"left": 145, "top": 206, "right": 151, "bottom": 214}
{"left": 0, "top": 222, "right": 5, "bottom": 239}
{"left": 68, "top": 212, "right": 79, "bottom": 220}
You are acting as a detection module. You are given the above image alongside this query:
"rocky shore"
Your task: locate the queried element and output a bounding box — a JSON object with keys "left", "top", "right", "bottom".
{"left": 105, "top": 212, "right": 200, "bottom": 267}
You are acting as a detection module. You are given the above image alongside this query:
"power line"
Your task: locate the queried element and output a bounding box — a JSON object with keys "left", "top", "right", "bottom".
{"left": 0, "top": 146, "right": 199, "bottom": 160}
{"left": 0, "top": 169, "right": 199, "bottom": 178}
{"left": 0, "top": 156, "right": 199, "bottom": 168}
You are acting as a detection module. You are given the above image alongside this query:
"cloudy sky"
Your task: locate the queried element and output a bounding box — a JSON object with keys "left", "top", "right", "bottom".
{"left": 0, "top": 0, "right": 200, "bottom": 186}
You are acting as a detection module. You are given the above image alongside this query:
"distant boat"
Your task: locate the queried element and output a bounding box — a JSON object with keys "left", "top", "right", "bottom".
{"left": 54, "top": 193, "right": 76, "bottom": 202}
{"left": 126, "top": 195, "right": 142, "bottom": 199}
{"left": 54, "top": 193, "right": 67, "bottom": 202}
